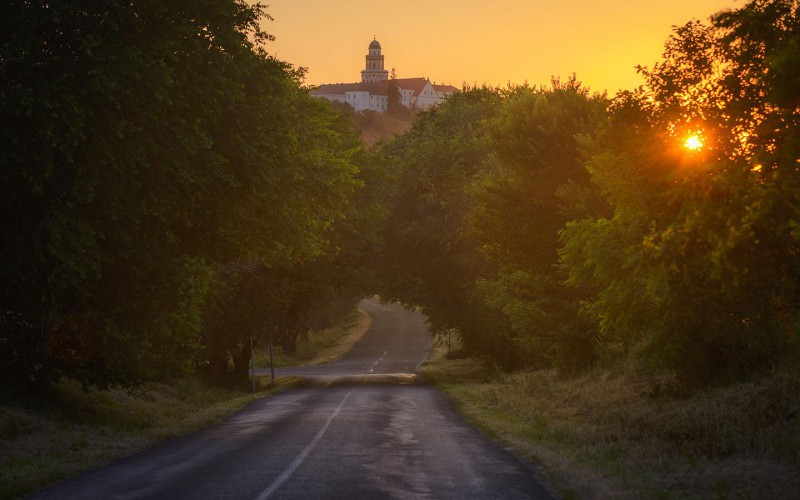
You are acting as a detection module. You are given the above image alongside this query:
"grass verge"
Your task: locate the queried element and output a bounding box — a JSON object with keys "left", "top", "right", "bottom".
{"left": 0, "top": 375, "right": 300, "bottom": 500}
{"left": 0, "top": 308, "right": 373, "bottom": 498}
{"left": 255, "top": 308, "right": 372, "bottom": 368}
{"left": 422, "top": 345, "right": 800, "bottom": 499}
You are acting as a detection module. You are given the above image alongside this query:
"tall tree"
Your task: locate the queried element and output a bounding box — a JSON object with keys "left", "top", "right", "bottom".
{"left": 200, "top": 113, "right": 390, "bottom": 382}
{"left": 0, "top": 0, "right": 359, "bottom": 389}
{"left": 378, "top": 88, "right": 514, "bottom": 364}
{"left": 470, "top": 79, "right": 609, "bottom": 371}
{"left": 561, "top": 0, "right": 800, "bottom": 384}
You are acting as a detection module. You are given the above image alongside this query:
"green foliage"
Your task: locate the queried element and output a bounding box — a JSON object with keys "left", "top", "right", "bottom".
{"left": 386, "top": 79, "right": 408, "bottom": 119}
{"left": 470, "top": 79, "right": 609, "bottom": 372}
{"left": 3, "top": 0, "right": 796, "bottom": 391}
{"left": 199, "top": 109, "right": 388, "bottom": 383}
{"left": 377, "top": 87, "right": 514, "bottom": 363}
{"left": 0, "top": 1, "right": 361, "bottom": 389}
{"left": 561, "top": 0, "right": 800, "bottom": 384}
{"left": 380, "top": 0, "right": 799, "bottom": 384}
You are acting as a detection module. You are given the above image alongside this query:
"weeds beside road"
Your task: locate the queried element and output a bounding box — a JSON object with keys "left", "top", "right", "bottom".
{"left": 255, "top": 308, "right": 372, "bottom": 368}
{"left": 0, "top": 377, "right": 297, "bottom": 499}
{"left": 0, "top": 309, "right": 372, "bottom": 500}
{"left": 422, "top": 347, "right": 800, "bottom": 499}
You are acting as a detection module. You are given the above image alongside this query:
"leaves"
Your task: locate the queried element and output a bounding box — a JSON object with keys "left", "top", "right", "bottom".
{"left": 0, "top": 0, "right": 361, "bottom": 388}
{"left": 562, "top": 0, "right": 800, "bottom": 384}
{"left": 378, "top": 1, "right": 800, "bottom": 384}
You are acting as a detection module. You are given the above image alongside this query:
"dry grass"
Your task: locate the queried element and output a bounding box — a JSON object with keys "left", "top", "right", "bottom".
{"left": 255, "top": 308, "right": 372, "bottom": 368}
{"left": 422, "top": 347, "right": 800, "bottom": 499}
{"left": 0, "top": 376, "right": 300, "bottom": 500}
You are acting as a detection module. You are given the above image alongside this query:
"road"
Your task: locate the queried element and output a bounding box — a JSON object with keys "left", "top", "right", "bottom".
{"left": 33, "top": 299, "right": 555, "bottom": 499}
{"left": 269, "top": 299, "right": 431, "bottom": 382}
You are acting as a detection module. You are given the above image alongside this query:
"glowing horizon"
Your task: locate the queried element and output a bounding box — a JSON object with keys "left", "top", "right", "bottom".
{"left": 261, "top": 0, "right": 739, "bottom": 95}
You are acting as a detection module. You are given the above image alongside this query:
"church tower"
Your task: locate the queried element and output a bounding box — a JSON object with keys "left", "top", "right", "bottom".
{"left": 361, "top": 38, "right": 389, "bottom": 83}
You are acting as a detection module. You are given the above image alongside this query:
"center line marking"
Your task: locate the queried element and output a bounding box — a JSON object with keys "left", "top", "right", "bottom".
{"left": 255, "top": 388, "right": 355, "bottom": 500}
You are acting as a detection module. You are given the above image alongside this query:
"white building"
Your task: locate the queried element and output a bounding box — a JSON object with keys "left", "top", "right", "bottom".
{"left": 310, "top": 38, "right": 459, "bottom": 113}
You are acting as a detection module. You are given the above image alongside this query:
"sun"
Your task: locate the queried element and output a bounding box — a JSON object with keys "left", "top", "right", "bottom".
{"left": 684, "top": 135, "right": 703, "bottom": 151}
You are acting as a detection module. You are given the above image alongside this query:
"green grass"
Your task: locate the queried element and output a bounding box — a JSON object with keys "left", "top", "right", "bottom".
{"left": 0, "top": 376, "right": 301, "bottom": 500}
{"left": 255, "top": 308, "right": 372, "bottom": 368}
{"left": 422, "top": 346, "right": 800, "bottom": 499}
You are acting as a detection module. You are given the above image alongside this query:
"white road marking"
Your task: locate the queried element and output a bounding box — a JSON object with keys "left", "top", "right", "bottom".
{"left": 255, "top": 388, "right": 356, "bottom": 500}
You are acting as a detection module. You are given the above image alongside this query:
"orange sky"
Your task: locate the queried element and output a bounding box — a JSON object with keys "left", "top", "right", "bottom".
{"left": 262, "top": 0, "right": 740, "bottom": 94}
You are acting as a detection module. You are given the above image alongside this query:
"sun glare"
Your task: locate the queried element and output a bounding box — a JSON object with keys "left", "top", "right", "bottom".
{"left": 684, "top": 135, "right": 703, "bottom": 151}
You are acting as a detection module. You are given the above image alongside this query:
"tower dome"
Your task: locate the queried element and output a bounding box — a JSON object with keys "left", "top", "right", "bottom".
{"left": 362, "top": 37, "right": 388, "bottom": 83}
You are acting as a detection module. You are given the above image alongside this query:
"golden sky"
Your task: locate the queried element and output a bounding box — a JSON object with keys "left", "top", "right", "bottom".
{"left": 263, "top": 0, "right": 740, "bottom": 94}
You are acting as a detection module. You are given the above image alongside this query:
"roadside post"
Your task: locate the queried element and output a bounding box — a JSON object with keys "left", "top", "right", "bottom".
{"left": 250, "top": 335, "right": 256, "bottom": 392}
{"left": 268, "top": 330, "right": 275, "bottom": 386}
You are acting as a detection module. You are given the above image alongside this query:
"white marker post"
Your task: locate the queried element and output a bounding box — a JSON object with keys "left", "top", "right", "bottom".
{"left": 268, "top": 330, "right": 275, "bottom": 386}
{"left": 250, "top": 335, "right": 255, "bottom": 392}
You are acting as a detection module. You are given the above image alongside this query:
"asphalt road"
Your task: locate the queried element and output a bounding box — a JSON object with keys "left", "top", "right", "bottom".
{"left": 33, "top": 299, "right": 555, "bottom": 499}
{"left": 269, "top": 299, "right": 432, "bottom": 381}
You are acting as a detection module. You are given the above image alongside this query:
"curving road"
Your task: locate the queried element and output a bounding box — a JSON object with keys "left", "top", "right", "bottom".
{"left": 33, "top": 299, "right": 555, "bottom": 499}
{"left": 269, "top": 299, "right": 432, "bottom": 382}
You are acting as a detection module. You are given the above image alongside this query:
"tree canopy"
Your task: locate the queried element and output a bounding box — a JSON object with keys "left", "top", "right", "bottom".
{"left": 2, "top": 0, "right": 797, "bottom": 392}
{"left": 376, "top": 0, "right": 800, "bottom": 384}
{"left": 0, "top": 0, "right": 365, "bottom": 389}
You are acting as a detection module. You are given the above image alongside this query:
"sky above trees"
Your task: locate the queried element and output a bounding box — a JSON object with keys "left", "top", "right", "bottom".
{"left": 263, "top": 0, "right": 738, "bottom": 93}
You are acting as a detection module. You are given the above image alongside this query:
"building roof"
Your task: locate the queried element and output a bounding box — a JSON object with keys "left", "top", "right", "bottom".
{"left": 369, "top": 39, "right": 381, "bottom": 50}
{"left": 311, "top": 83, "right": 363, "bottom": 95}
{"left": 433, "top": 84, "right": 460, "bottom": 94}
{"left": 391, "top": 78, "right": 430, "bottom": 96}
{"left": 311, "top": 78, "right": 437, "bottom": 98}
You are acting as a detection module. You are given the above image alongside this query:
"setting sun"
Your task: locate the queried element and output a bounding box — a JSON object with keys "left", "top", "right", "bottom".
{"left": 684, "top": 135, "right": 703, "bottom": 151}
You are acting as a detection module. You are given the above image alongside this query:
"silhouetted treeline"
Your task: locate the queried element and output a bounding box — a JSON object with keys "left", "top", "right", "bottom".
{"left": 375, "top": 0, "right": 800, "bottom": 386}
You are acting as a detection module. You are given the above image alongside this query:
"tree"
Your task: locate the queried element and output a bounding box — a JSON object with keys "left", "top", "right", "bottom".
{"left": 387, "top": 72, "right": 412, "bottom": 120}
{"left": 469, "top": 79, "right": 609, "bottom": 371}
{"left": 560, "top": 0, "right": 800, "bottom": 384}
{"left": 199, "top": 107, "right": 389, "bottom": 383}
{"left": 0, "top": 0, "right": 360, "bottom": 389}
{"left": 377, "top": 87, "right": 514, "bottom": 364}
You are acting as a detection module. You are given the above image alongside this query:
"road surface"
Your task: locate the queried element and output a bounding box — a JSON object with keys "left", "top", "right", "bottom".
{"left": 33, "top": 299, "right": 555, "bottom": 499}
{"left": 269, "top": 299, "right": 431, "bottom": 382}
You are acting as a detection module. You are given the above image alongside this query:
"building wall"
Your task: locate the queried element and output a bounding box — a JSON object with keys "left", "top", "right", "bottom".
{"left": 345, "top": 91, "right": 388, "bottom": 112}
{"left": 413, "top": 82, "right": 441, "bottom": 109}
{"left": 327, "top": 84, "right": 445, "bottom": 113}
{"left": 314, "top": 40, "right": 454, "bottom": 113}
{"left": 401, "top": 89, "right": 414, "bottom": 108}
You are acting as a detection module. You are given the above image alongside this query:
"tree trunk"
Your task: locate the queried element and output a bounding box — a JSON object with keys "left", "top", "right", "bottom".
{"left": 201, "top": 351, "right": 229, "bottom": 383}
{"left": 298, "top": 326, "right": 309, "bottom": 345}
{"left": 232, "top": 343, "right": 251, "bottom": 380}
{"left": 281, "top": 330, "right": 298, "bottom": 355}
